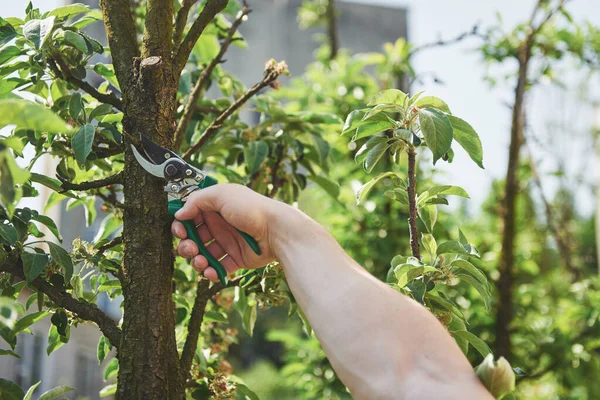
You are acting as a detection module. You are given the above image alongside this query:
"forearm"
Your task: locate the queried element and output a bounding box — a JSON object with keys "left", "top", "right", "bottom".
{"left": 269, "top": 204, "right": 492, "bottom": 399}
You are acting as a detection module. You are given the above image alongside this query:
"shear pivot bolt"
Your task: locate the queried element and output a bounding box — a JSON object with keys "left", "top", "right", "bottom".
{"left": 186, "top": 169, "right": 192, "bottom": 176}
{"left": 165, "top": 164, "right": 178, "bottom": 177}
{"left": 164, "top": 153, "right": 171, "bottom": 159}
{"left": 170, "top": 184, "right": 178, "bottom": 191}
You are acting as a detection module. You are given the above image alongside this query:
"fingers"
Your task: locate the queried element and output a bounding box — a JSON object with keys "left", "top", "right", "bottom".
{"left": 174, "top": 185, "right": 223, "bottom": 221}
{"left": 171, "top": 214, "right": 205, "bottom": 239}
{"left": 190, "top": 256, "right": 219, "bottom": 283}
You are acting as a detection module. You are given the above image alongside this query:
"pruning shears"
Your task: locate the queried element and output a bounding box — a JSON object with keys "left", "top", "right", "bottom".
{"left": 131, "top": 135, "right": 261, "bottom": 286}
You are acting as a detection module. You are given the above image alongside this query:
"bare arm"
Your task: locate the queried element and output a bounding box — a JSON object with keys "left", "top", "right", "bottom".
{"left": 172, "top": 184, "right": 492, "bottom": 399}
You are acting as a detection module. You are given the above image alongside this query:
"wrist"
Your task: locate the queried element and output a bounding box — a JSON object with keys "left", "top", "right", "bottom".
{"left": 266, "top": 201, "right": 328, "bottom": 258}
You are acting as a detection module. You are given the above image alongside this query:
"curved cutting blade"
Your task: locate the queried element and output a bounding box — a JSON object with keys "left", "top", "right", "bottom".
{"left": 131, "top": 144, "right": 166, "bottom": 178}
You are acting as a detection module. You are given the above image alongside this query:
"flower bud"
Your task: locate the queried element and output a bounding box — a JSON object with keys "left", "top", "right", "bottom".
{"left": 475, "top": 354, "right": 516, "bottom": 399}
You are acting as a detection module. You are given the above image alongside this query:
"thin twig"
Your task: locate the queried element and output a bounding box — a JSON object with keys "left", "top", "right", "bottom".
{"left": 523, "top": 133, "right": 578, "bottom": 279}
{"left": 0, "top": 255, "right": 122, "bottom": 348}
{"left": 97, "top": 192, "right": 127, "bottom": 210}
{"left": 409, "top": 24, "right": 485, "bottom": 57}
{"left": 47, "top": 54, "right": 123, "bottom": 110}
{"left": 173, "top": 0, "right": 197, "bottom": 50}
{"left": 326, "top": 0, "right": 339, "bottom": 60}
{"left": 174, "top": 2, "right": 250, "bottom": 149}
{"left": 183, "top": 65, "right": 285, "bottom": 159}
{"left": 96, "top": 235, "right": 123, "bottom": 254}
{"left": 407, "top": 148, "right": 420, "bottom": 260}
{"left": 57, "top": 172, "right": 123, "bottom": 192}
{"left": 173, "top": 0, "right": 229, "bottom": 74}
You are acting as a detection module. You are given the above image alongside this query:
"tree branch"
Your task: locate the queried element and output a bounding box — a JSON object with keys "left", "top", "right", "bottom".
{"left": 523, "top": 133, "right": 578, "bottom": 280}
{"left": 180, "top": 279, "right": 211, "bottom": 379}
{"left": 409, "top": 24, "right": 485, "bottom": 57}
{"left": 173, "top": 0, "right": 197, "bottom": 50}
{"left": 180, "top": 276, "right": 247, "bottom": 379}
{"left": 1, "top": 255, "right": 122, "bottom": 349}
{"left": 183, "top": 63, "right": 286, "bottom": 159}
{"left": 143, "top": 0, "right": 174, "bottom": 59}
{"left": 47, "top": 55, "right": 123, "bottom": 111}
{"left": 173, "top": 2, "right": 250, "bottom": 150}
{"left": 326, "top": 0, "right": 339, "bottom": 60}
{"left": 407, "top": 148, "right": 421, "bottom": 260}
{"left": 96, "top": 235, "right": 123, "bottom": 254}
{"left": 57, "top": 172, "right": 123, "bottom": 192}
{"left": 99, "top": 0, "right": 140, "bottom": 93}
{"left": 173, "top": 0, "right": 229, "bottom": 74}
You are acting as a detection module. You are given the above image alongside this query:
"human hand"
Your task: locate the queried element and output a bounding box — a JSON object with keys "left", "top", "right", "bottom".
{"left": 171, "top": 184, "right": 279, "bottom": 282}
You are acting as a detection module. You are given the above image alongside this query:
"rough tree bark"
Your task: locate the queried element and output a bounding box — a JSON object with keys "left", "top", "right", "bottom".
{"left": 97, "top": 0, "right": 224, "bottom": 397}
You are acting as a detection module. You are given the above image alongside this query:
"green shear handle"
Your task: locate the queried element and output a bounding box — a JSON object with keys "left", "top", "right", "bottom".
{"left": 167, "top": 175, "right": 261, "bottom": 286}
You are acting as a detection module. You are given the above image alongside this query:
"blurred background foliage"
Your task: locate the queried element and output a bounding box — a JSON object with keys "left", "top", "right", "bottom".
{"left": 0, "top": 0, "right": 599, "bottom": 399}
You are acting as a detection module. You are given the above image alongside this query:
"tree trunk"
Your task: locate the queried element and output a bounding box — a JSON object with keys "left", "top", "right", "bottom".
{"left": 495, "top": 54, "right": 529, "bottom": 360}
{"left": 116, "top": 57, "right": 184, "bottom": 399}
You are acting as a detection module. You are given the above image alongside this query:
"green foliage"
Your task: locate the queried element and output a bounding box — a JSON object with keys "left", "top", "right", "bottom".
{"left": 0, "top": 1, "right": 598, "bottom": 398}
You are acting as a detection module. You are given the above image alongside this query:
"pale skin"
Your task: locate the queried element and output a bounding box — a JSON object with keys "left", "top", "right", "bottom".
{"left": 172, "top": 184, "right": 493, "bottom": 400}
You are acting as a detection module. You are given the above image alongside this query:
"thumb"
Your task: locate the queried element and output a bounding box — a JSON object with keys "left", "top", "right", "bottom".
{"left": 173, "top": 185, "right": 223, "bottom": 220}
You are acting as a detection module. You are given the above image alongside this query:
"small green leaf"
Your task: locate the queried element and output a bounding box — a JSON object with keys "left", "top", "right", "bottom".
{"left": 418, "top": 205, "right": 437, "bottom": 233}
{"left": 68, "top": 93, "right": 83, "bottom": 120}
{"left": 353, "top": 115, "right": 396, "bottom": 141}
{"left": 71, "top": 123, "right": 95, "bottom": 164}
{"left": 384, "top": 188, "right": 409, "bottom": 205}
{"left": 448, "top": 317, "right": 468, "bottom": 354}
{"left": 21, "top": 251, "right": 49, "bottom": 282}
{"left": 32, "top": 215, "right": 61, "bottom": 242}
{"left": 418, "top": 108, "right": 453, "bottom": 164}
{"left": 458, "top": 229, "right": 469, "bottom": 245}
{"left": 364, "top": 141, "right": 391, "bottom": 172}
{"left": 63, "top": 31, "right": 87, "bottom": 53}
{"left": 368, "top": 89, "right": 408, "bottom": 106}
{"left": 97, "top": 336, "right": 107, "bottom": 364}
{"left": 0, "top": 349, "right": 20, "bottom": 358}
{"left": 0, "top": 224, "right": 17, "bottom": 245}
{"left": 38, "top": 385, "right": 75, "bottom": 400}
{"left": 0, "top": 378, "right": 24, "bottom": 400}
{"left": 0, "top": 46, "right": 22, "bottom": 66}
{"left": 103, "top": 358, "right": 118, "bottom": 381}
{"left": 451, "top": 259, "right": 490, "bottom": 291}
{"left": 22, "top": 381, "right": 40, "bottom": 400}
{"left": 99, "top": 384, "right": 116, "bottom": 397}
{"left": 47, "top": 325, "right": 65, "bottom": 355}
{"left": 447, "top": 115, "right": 484, "bottom": 169}
{"left": 243, "top": 140, "right": 268, "bottom": 175}
{"left": 456, "top": 273, "right": 491, "bottom": 311}
{"left": 436, "top": 240, "right": 469, "bottom": 256}
{"left": 29, "top": 173, "right": 61, "bottom": 192}
{"left": 48, "top": 4, "right": 90, "bottom": 20}
{"left": 11, "top": 311, "right": 50, "bottom": 337}
{"left": 242, "top": 301, "right": 257, "bottom": 336}
{"left": 341, "top": 109, "right": 367, "bottom": 135}
{"left": 0, "top": 18, "right": 18, "bottom": 47}
{"left": 307, "top": 175, "right": 340, "bottom": 199}
{"left": 416, "top": 96, "right": 451, "bottom": 113}
{"left": 71, "top": 275, "right": 83, "bottom": 298}
{"left": 0, "top": 99, "right": 70, "bottom": 133}
{"left": 355, "top": 136, "right": 387, "bottom": 164}
{"left": 452, "top": 330, "right": 491, "bottom": 358}
{"left": 204, "top": 310, "right": 228, "bottom": 323}
{"left": 309, "top": 134, "right": 329, "bottom": 165}
{"left": 356, "top": 172, "right": 405, "bottom": 205}
{"left": 47, "top": 243, "right": 73, "bottom": 282}
{"left": 426, "top": 185, "right": 469, "bottom": 198}
{"left": 421, "top": 233, "right": 437, "bottom": 261}
{"left": 237, "top": 384, "right": 260, "bottom": 400}
{"left": 22, "top": 17, "right": 55, "bottom": 49}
